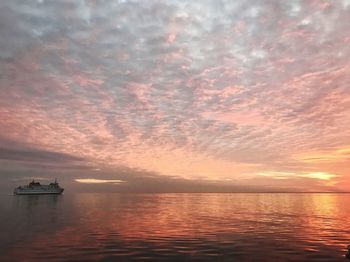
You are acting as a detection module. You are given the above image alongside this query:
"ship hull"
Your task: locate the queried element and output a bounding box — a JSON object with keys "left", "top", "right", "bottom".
{"left": 14, "top": 189, "right": 64, "bottom": 195}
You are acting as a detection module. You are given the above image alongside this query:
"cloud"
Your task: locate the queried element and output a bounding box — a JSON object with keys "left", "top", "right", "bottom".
{"left": 0, "top": 147, "right": 82, "bottom": 163}
{"left": 75, "top": 178, "right": 124, "bottom": 184}
{"left": 0, "top": 136, "right": 87, "bottom": 173}
{"left": 0, "top": 0, "right": 350, "bottom": 191}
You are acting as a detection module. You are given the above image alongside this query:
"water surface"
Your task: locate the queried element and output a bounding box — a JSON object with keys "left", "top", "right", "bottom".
{"left": 1, "top": 193, "right": 349, "bottom": 261}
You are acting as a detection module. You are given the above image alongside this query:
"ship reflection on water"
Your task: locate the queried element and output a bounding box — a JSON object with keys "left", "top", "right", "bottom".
{"left": 1, "top": 193, "right": 350, "bottom": 261}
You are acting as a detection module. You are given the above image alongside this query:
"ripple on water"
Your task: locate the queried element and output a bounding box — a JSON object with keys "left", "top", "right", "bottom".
{"left": 1, "top": 193, "right": 350, "bottom": 261}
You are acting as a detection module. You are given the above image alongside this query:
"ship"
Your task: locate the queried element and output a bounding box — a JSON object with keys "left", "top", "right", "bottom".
{"left": 14, "top": 179, "right": 64, "bottom": 195}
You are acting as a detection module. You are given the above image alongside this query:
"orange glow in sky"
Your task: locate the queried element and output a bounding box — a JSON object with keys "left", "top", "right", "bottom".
{"left": 1, "top": 0, "right": 350, "bottom": 192}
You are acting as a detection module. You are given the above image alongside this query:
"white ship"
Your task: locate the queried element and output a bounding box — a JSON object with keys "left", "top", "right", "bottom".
{"left": 14, "top": 179, "right": 64, "bottom": 195}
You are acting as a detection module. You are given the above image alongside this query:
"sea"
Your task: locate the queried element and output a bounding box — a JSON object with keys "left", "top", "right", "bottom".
{"left": 0, "top": 193, "right": 349, "bottom": 261}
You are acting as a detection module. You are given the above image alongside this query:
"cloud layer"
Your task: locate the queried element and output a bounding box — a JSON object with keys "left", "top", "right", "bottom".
{"left": 1, "top": 0, "right": 350, "bottom": 191}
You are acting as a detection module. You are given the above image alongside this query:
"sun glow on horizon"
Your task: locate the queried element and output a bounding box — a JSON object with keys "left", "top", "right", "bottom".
{"left": 257, "top": 171, "right": 337, "bottom": 181}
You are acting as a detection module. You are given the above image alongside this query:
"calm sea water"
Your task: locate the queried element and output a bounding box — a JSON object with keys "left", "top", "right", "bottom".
{"left": 0, "top": 193, "right": 349, "bottom": 261}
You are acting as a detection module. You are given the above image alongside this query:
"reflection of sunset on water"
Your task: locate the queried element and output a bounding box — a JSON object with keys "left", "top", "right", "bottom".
{"left": 2, "top": 194, "right": 350, "bottom": 261}
{"left": 296, "top": 194, "right": 350, "bottom": 248}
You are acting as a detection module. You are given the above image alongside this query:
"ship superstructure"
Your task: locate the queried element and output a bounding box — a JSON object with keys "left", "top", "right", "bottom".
{"left": 14, "top": 179, "right": 64, "bottom": 195}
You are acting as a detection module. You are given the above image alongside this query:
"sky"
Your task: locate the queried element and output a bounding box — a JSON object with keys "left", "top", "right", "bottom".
{"left": 1, "top": 0, "right": 350, "bottom": 192}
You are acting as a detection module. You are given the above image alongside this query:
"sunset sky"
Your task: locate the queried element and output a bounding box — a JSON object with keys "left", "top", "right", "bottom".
{"left": 1, "top": 0, "right": 350, "bottom": 192}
